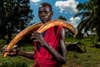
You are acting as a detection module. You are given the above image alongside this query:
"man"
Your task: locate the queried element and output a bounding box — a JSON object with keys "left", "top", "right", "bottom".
{"left": 5, "top": 2, "right": 67, "bottom": 67}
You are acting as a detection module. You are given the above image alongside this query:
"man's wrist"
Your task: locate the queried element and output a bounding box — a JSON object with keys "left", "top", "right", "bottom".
{"left": 17, "top": 50, "right": 22, "bottom": 56}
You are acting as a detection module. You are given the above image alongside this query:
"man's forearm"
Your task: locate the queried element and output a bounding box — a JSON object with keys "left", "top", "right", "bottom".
{"left": 18, "top": 51, "right": 34, "bottom": 59}
{"left": 43, "top": 41, "right": 66, "bottom": 64}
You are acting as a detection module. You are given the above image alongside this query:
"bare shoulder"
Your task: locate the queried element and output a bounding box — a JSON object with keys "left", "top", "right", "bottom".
{"left": 60, "top": 28, "right": 65, "bottom": 39}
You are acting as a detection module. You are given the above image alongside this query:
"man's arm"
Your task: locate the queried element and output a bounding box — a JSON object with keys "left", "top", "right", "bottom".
{"left": 3, "top": 47, "right": 34, "bottom": 59}
{"left": 41, "top": 28, "right": 66, "bottom": 64}
{"left": 59, "top": 28, "right": 67, "bottom": 62}
{"left": 2, "top": 45, "right": 34, "bottom": 59}
{"left": 18, "top": 51, "right": 34, "bottom": 59}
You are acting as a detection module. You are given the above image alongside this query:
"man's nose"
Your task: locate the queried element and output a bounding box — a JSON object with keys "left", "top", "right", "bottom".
{"left": 41, "top": 12, "right": 47, "bottom": 16}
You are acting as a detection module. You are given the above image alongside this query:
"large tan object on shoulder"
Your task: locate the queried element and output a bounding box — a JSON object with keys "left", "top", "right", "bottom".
{"left": 3, "top": 20, "right": 77, "bottom": 57}
{"left": 37, "top": 20, "right": 77, "bottom": 34}
{"left": 3, "top": 23, "right": 43, "bottom": 57}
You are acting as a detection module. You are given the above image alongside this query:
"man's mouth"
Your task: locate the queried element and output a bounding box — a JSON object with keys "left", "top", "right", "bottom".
{"left": 41, "top": 17, "right": 48, "bottom": 20}
{"left": 41, "top": 17, "right": 49, "bottom": 22}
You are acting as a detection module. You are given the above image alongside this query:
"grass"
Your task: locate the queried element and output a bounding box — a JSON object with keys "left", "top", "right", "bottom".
{"left": 0, "top": 35, "right": 100, "bottom": 67}
{"left": 65, "top": 35, "right": 100, "bottom": 67}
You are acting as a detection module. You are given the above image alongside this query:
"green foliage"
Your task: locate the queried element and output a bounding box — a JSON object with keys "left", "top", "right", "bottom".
{"left": 0, "top": 59, "right": 28, "bottom": 67}
{"left": 0, "top": 55, "right": 33, "bottom": 67}
{"left": 58, "top": 16, "right": 67, "bottom": 21}
{"left": 76, "top": 0, "right": 100, "bottom": 41}
{"left": 0, "top": 35, "right": 100, "bottom": 67}
{"left": 66, "top": 35, "right": 100, "bottom": 67}
{"left": 0, "top": 0, "right": 33, "bottom": 41}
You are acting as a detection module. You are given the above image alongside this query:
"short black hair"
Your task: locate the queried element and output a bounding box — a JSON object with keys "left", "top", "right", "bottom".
{"left": 39, "top": 2, "right": 52, "bottom": 11}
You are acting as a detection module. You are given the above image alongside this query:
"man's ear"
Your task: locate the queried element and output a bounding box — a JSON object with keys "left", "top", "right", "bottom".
{"left": 51, "top": 11, "right": 53, "bottom": 16}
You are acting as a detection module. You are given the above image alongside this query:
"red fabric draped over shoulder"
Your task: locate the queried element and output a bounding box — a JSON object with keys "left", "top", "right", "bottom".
{"left": 33, "top": 26, "right": 62, "bottom": 67}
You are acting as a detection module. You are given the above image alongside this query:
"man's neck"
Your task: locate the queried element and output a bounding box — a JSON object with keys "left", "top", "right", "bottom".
{"left": 42, "top": 20, "right": 51, "bottom": 23}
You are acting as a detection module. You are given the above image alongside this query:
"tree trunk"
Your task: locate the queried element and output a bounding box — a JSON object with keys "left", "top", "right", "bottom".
{"left": 96, "top": 24, "right": 100, "bottom": 42}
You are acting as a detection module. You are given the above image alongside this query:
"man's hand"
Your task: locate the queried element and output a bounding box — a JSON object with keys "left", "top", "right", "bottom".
{"left": 73, "top": 31, "right": 78, "bottom": 38}
{"left": 31, "top": 31, "right": 45, "bottom": 46}
{"left": 2, "top": 45, "right": 19, "bottom": 57}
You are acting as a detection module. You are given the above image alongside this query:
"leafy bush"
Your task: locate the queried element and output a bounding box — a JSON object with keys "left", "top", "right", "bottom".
{"left": 0, "top": 61, "right": 28, "bottom": 67}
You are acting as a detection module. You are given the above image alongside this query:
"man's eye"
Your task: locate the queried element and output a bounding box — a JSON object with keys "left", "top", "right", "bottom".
{"left": 44, "top": 11, "right": 49, "bottom": 14}
{"left": 44, "top": 11, "right": 47, "bottom": 13}
{"left": 39, "top": 11, "right": 42, "bottom": 13}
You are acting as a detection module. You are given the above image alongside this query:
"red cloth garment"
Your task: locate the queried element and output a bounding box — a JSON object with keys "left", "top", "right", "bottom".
{"left": 33, "top": 26, "right": 62, "bottom": 67}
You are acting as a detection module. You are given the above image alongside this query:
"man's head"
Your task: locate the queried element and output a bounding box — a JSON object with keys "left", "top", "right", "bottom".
{"left": 38, "top": 3, "right": 53, "bottom": 23}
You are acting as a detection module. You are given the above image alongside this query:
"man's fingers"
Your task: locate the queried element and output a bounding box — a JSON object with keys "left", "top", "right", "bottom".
{"left": 32, "top": 31, "right": 40, "bottom": 35}
{"left": 31, "top": 33, "right": 41, "bottom": 39}
{"left": 32, "top": 34, "right": 38, "bottom": 37}
{"left": 31, "top": 36, "right": 41, "bottom": 42}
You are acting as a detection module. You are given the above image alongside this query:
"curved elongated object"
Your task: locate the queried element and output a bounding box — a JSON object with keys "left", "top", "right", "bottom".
{"left": 37, "top": 20, "right": 77, "bottom": 34}
{"left": 3, "top": 20, "right": 77, "bottom": 57}
{"left": 3, "top": 23, "right": 42, "bottom": 57}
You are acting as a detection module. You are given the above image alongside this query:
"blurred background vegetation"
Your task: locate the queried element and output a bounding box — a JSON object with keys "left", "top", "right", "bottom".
{"left": 0, "top": 0, "right": 100, "bottom": 67}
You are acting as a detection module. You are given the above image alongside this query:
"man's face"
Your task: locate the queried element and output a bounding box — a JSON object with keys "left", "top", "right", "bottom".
{"left": 39, "top": 6, "right": 52, "bottom": 23}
